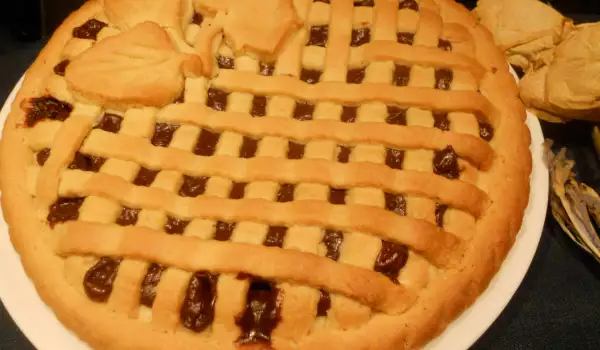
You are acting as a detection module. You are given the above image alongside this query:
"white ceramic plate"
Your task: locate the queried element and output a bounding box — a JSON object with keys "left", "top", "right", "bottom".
{"left": 0, "top": 75, "right": 548, "bottom": 350}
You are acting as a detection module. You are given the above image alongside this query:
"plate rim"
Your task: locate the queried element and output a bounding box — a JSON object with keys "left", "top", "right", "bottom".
{"left": 0, "top": 74, "right": 548, "bottom": 350}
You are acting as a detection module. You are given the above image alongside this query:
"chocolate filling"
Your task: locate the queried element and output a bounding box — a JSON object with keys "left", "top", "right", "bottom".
{"left": 354, "top": 0, "right": 375, "bottom": 6}
{"left": 47, "top": 197, "right": 84, "bottom": 228}
{"left": 179, "top": 175, "right": 208, "bottom": 197}
{"left": 307, "top": 25, "right": 329, "bottom": 47}
{"left": 433, "top": 145, "right": 459, "bottom": 179}
{"left": 328, "top": 188, "right": 347, "bottom": 205}
{"left": 435, "top": 203, "right": 448, "bottom": 228}
{"left": 346, "top": 67, "right": 366, "bottom": 84}
{"left": 180, "top": 272, "right": 218, "bottom": 332}
{"left": 438, "top": 39, "right": 452, "bottom": 51}
{"left": 316, "top": 290, "right": 331, "bottom": 317}
{"left": 23, "top": 96, "right": 73, "bottom": 127}
{"left": 217, "top": 56, "right": 235, "bottom": 69}
{"left": 236, "top": 279, "right": 282, "bottom": 345}
{"left": 433, "top": 112, "right": 450, "bottom": 131}
{"left": 53, "top": 60, "right": 69, "bottom": 76}
{"left": 263, "top": 226, "right": 287, "bottom": 248}
{"left": 435, "top": 68, "right": 453, "bottom": 90}
{"left": 116, "top": 207, "right": 140, "bottom": 226}
{"left": 479, "top": 122, "right": 494, "bottom": 141}
{"left": 240, "top": 137, "right": 259, "bottom": 158}
{"left": 36, "top": 148, "right": 51, "bottom": 166}
{"left": 214, "top": 221, "right": 236, "bottom": 241}
{"left": 133, "top": 167, "right": 159, "bottom": 187}
{"left": 259, "top": 62, "right": 275, "bottom": 76}
{"left": 393, "top": 64, "right": 411, "bottom": 86}
{"left": 300, "top": 68, "right": 322, "bottom": 84}
{"left": 341, "top": 106, "right": 357, "bottom": 123}
{"left": 68, "top": 152, "right": 105, "bottom": 172}
{"left": 165, "top": 216, "right": 190, "bottom": 235}
{"left": 194, "top": 129, "right": 221, "bottom": 156}
{"left": 206, "top": 88, "right": 229, "bottom": 111}
{"left": 251, "top": 96, "right": 267, "bottom": 117}
{"left": 386, "top": 106, "right": 407, "bottom": 125}
{"left": 293, "top": 101, "right": 314, "bottom": 121}
{"left": 277, "top": 184, "right": 295, "bottom": 202}
{"left": 83, "top": 257, "right": 121, "bottom": 302}
{"left": 397, "top": 32, "right": 415, "bottom": 45}
{"left": 94, "top": 113, "right": 123, "bottom": 133}
{"left": 192, "top": 12, "right": 204, "bottom": 25}
{"left": 337, "top": 146, "right": 351, "bottom": 163}
{"left": 229, "top": 182, "right": 247, "bottom": 199}
{"left": 399, "top": 0, "right": 419, "bottom": 11}
{"left": 317, "top": 229, "right": 344, "bottom": 316}
{"left": 287, "top": 141, "right": 305, "bottom": 159}
{"left": 385, "top": 148, "right": 405, "bottom": 170}
{"left": 384, "top": 193, "right": 406, "bottom": 216}
{"left": 151, "top": 123, "right": 179, "bottom": 147}
{"left": 140, "top": 263, "right": 166, "bottom": 307}
{"left": 72, "top": 19, "right": 107, "bottom": 40}
{"left": 351, "top": 27, "right": 371, "bottom": 47}
{"left": 374, "top": 241, "right": 408, "bottom": 283}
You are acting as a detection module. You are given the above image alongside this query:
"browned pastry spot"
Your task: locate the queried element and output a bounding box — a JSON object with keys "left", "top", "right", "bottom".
{"left": 36, "top": 148, "right": 51, "bottom": 166}
{"left": 72, "top": 18, "right": 107, "bottom": 40}
{"left": 47, "top": 197, "right": 85, "bottom": 228}
{"left": 328, "top": 188, "right": 347, "bottom": 205}
{"left": 337, "top": 145, "right": 351, "bottom": 163}
{"left": 341, "top": 106, "right": 357, "bottom": 123}
{"left": 165, "top": 216, "right": 190, "bottom": 235}
{"left": 214, "top": 221, "right": 236, "bottom": 241}
{"left": 140, "top": 263, "right": 166, "bottom": 307}
{"left": 393, "top": 65, "right": 411, "bottom": 87}
{"left": 133, "top": 167, "right": 159, "bottom": 187}
{"left": 300, "top": 68, "right": 322, "bottom": 84}
{"left": 194, "top": 129, "right": 221, "bottom": 156}
{"left": 435, "top": 68, "right": 453, "bottom": 90}
{"left": 94, "top": 113, "right": 123, "bottom": 133}
{"left": 192, "top": 12, "right": 204, "bottom": 25}
{"left": 351, "top": 27, "right": 371, "bottom": 47}
{"left": 179, "top": 175, "right": 208, "bottom": 197}
{"left": 374, "top": 241, "right": 408, "bottom": 283}
{"left": 259, "top": 62, "right": 275, "bottom": 76}
{"left": 53, "top": 60, "right": 70, "bottom": 76}
{"left": 116, "top": 207, "right": 140, "bottom": 226}
{"left": 151, "top": 123, "right": 180, "bottom": 147}
{"left": 435, "top": 203, "right": 448, "bottom": 228}
{"left": 276, "top": 184, "right": 295, "bottom": 202}
{"left": 217, "top": 56, "right": 235, "bottom": 69}
{"left": 385, "top": 193, "right": 407, "bottom": 216}
{"left": 180, "top": 272, "right": 218, "bottom": 333}
{"left": 346, "top": 67, "right": 366, "bottom": 84}
{"left": 22, "top": 96, "right": 73, "bottom": 127}
{"left": 433, "top": 112, "right": 450, "bottom": 131}
{"left": 235, "top": 279, "right": 282, "bottom": 345}
{"left": 229, "top": 182, "right": 247, "bottom": 199}
{"left": 263, "top": 226, "right": 287, "bottom": 248}
{"left": 438, "top": 39, "right": 452, "bottom": 51}
{"left": 206, "top": 88, "right": 229, "bottom": 111}
{"left": 387, "top": 106, "right": 407, "bottom": 125}
{"left": 433, "top": 145, "right": 459, "bottom": 179}
{"left": 68, "top": 152, "right": 106, "bottom": 172}
{"left": 240, "top": 137, "right": 259, "bottom": 158}
{"left": 385, "top": 148, "right": 405, "bottom": 170}
{"left": 287, "top": 141, "right": 305, "bottom": 159}
{"left": 307, "top": 25, "right": 329, "bottom": 47}
{"left": 83, "top": 257, "right": 121, "bottom": 302}
{"left": 399, "top": 0, "right": 419, "bottom": 11}
{"left": 397, "top": 32, "right": 415, "bottom": 45}
{"left": 479, "top": 122, "right": 494, "bottom": 141}
{"left": 293, "top": 101, "right": 314, "bottom": 121}
{"left": 316, "top": 289, "right": 331, "bottom": 316}
{"left": 354, "top": 0, "right": 375, "bottom": 6}
{"left": 251, "top": 96, "right": 267, "bottom": 117}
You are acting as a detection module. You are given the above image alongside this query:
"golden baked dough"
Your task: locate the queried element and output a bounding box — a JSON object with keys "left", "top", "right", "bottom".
{"left": 0, "top": 0, "right": 530, "bottom": 349}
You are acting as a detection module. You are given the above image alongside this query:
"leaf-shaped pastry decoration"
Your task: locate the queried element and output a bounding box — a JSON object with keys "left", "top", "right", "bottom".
{"left": 65, "top": 22, "right": 203, "bottom": 110}
{"left": 193, "top": 0, "right": 302, "bottom": 57}
{"left": 103, "top": 0, "right": 189, "bottom": 36}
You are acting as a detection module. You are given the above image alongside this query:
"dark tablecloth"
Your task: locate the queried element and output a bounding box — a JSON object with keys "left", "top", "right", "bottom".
{"left": 2, "top": 12, "right": 600, "bottom": 350}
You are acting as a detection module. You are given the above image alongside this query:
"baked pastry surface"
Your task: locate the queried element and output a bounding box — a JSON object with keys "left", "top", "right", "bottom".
{"left": 0, "top": 0, "right": 531, "bottom": 349}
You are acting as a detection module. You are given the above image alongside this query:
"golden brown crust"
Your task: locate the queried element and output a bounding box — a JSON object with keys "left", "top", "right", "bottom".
{"left": 0, "top": 1, "right": 531, "bottom": 350}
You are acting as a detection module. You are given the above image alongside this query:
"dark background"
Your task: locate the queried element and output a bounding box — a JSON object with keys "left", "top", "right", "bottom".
{"left": 2, "top": 1, "right": 600, "bottom": 349}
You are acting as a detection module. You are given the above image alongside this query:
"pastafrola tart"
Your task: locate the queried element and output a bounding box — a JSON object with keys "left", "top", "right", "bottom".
{"left": 0, "top": 0, "right": 531, "bottom": 349}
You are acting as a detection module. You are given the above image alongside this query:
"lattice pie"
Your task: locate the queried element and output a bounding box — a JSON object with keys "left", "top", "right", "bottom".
{"left": 0, "top": 0, "right": 531, "bottom": 349}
